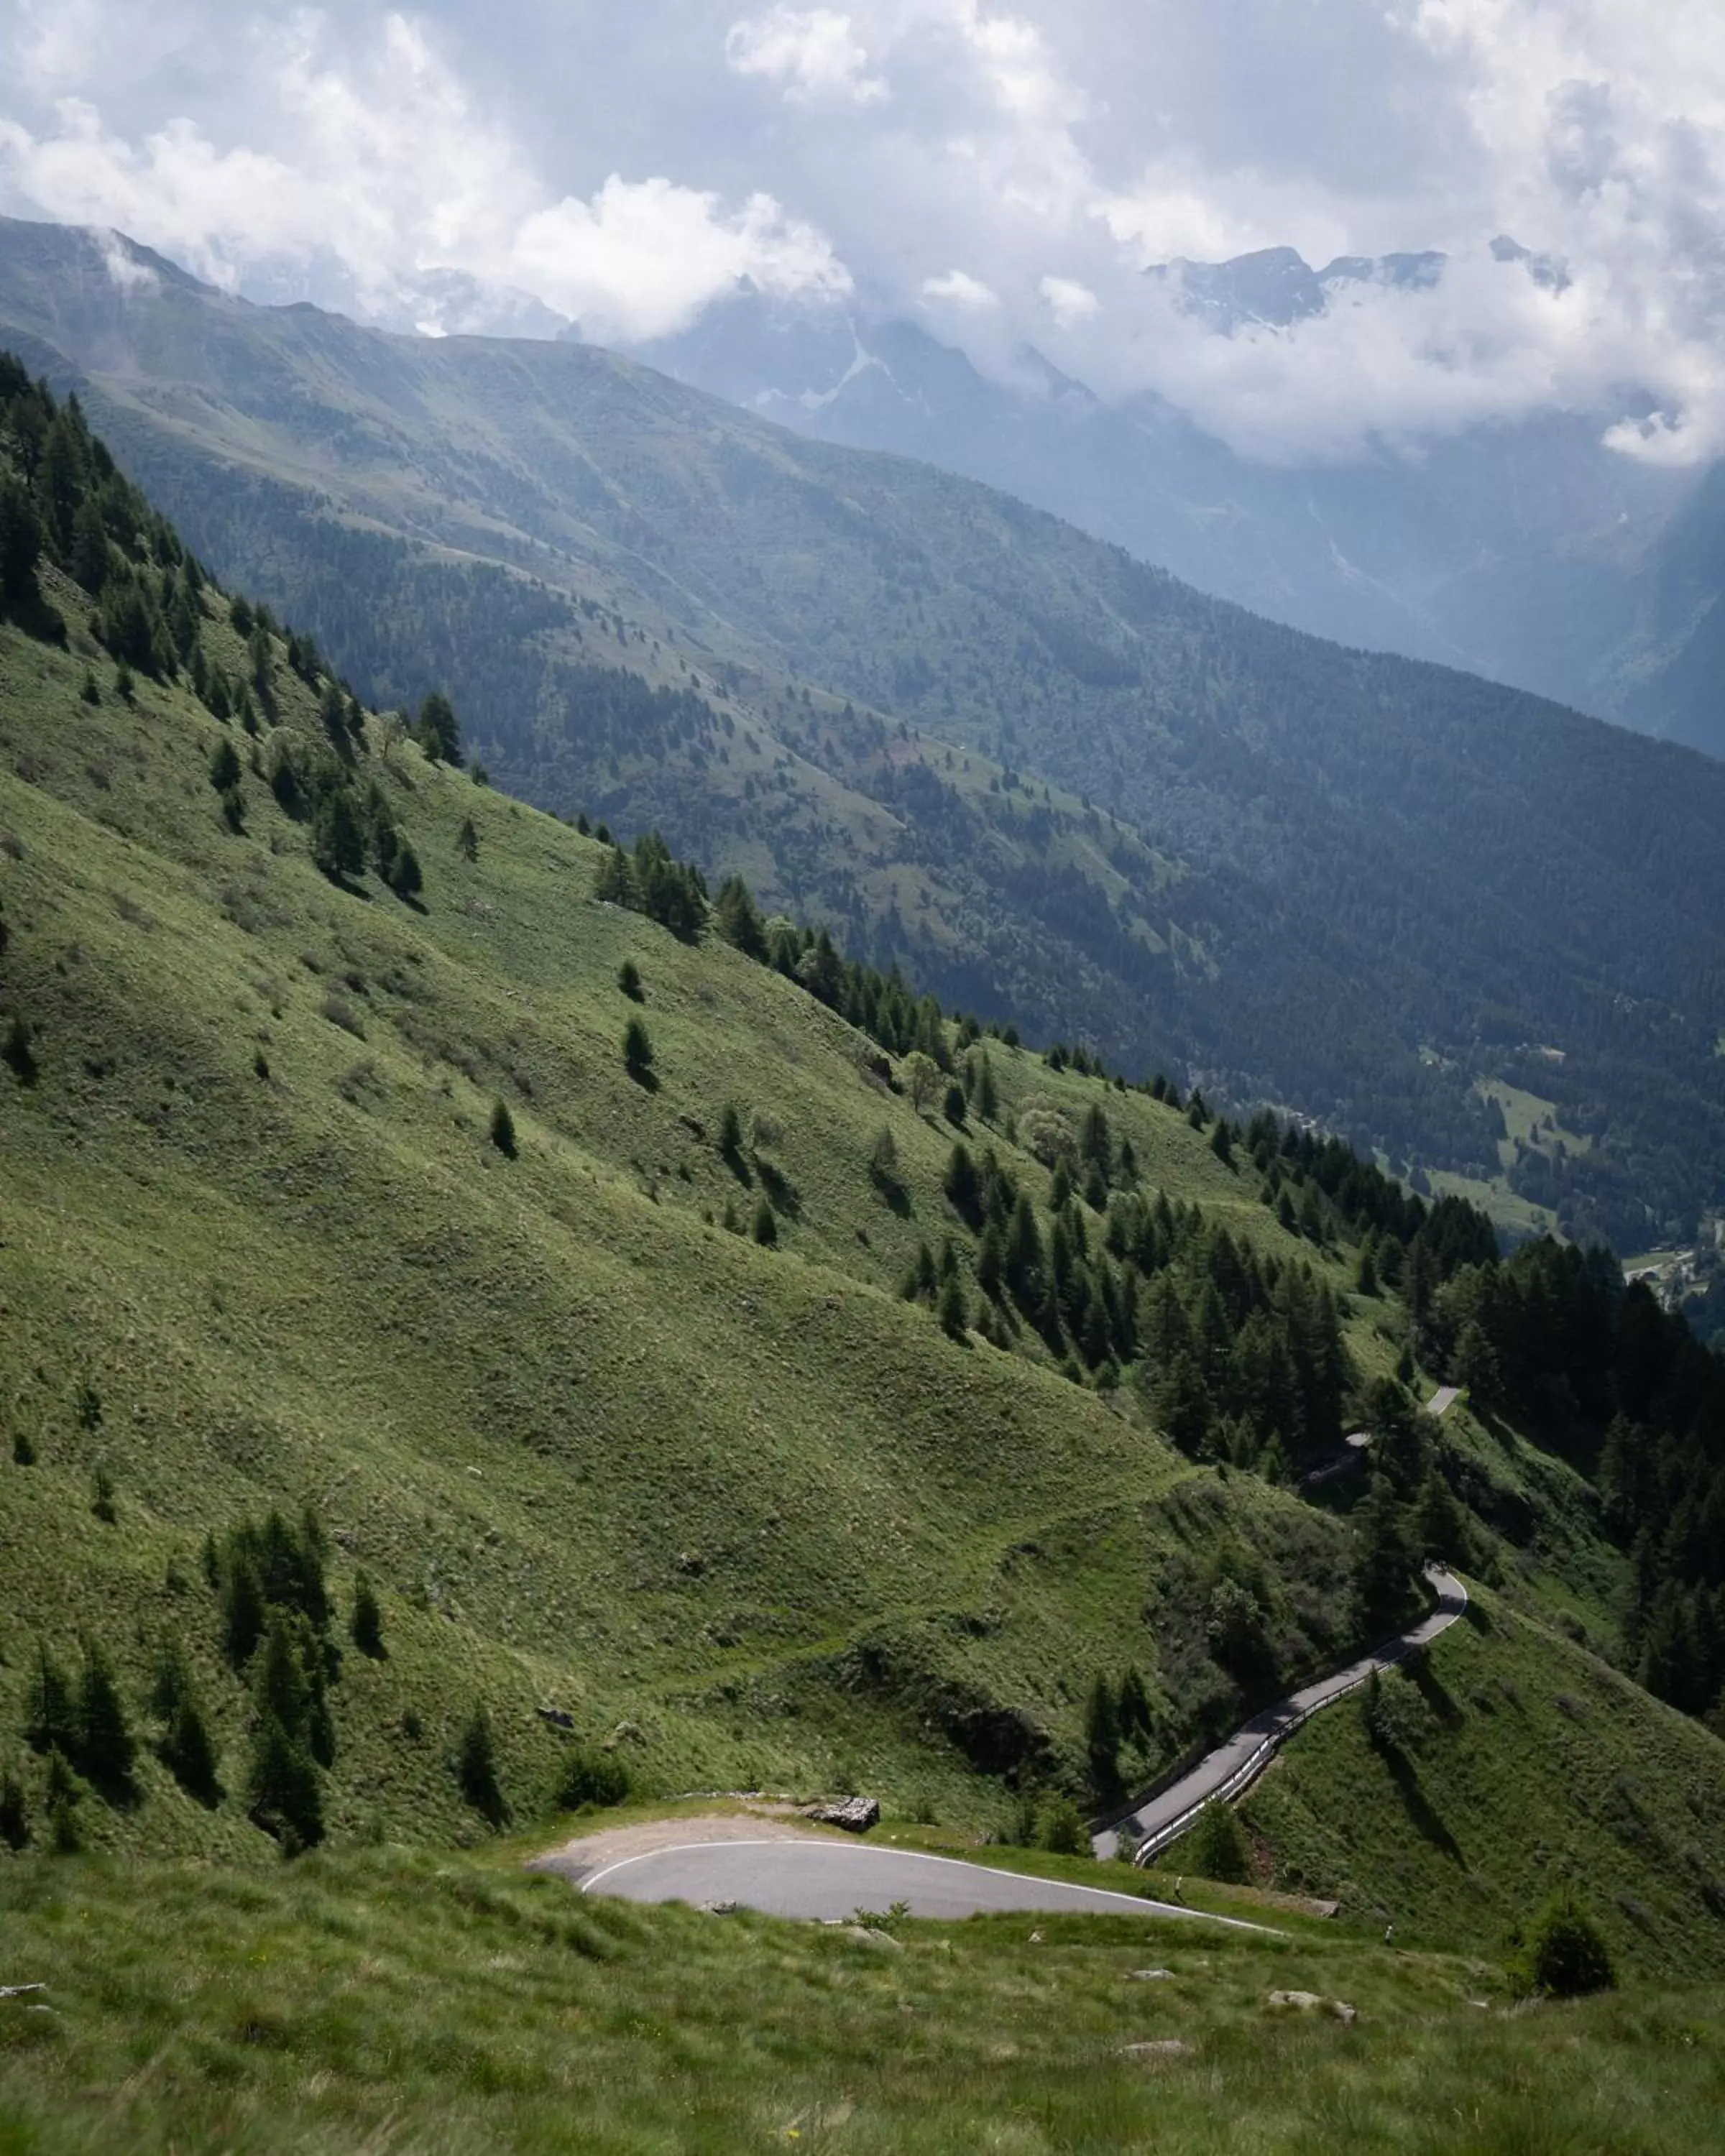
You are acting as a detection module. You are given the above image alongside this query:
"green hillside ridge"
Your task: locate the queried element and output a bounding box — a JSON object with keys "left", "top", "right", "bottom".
{"left": 0, "top": 535, "right": 1416, "bottom": 1858}
{"left": 1239, "top": 1585, "right": 1725, "bottom": 1985}
{"left": 4, "top": 221, "right": 1725, "bottom": 1250}
{"left": 4, "top": 359, "right": 1725, "bottom": 2052}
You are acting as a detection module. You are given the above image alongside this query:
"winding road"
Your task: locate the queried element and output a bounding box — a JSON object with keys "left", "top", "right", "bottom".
{"left": 1092, "top": 1565, "right": 1469, "bottom": 1863}
{"left": 571, "top": 1835, "right": 1272, "bottom": 1927}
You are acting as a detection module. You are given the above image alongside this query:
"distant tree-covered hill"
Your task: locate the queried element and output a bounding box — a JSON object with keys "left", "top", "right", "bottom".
{"left": 2, "top": 215, "right": 1724, "bottom": 1250}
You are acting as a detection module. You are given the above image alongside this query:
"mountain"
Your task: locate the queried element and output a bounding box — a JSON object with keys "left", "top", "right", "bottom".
{"left": 627, "top": 257, "right": 1693, "bottom": 725}
{"left": 1612, "top": 461, "right": 1725, "bottom": 758}
{"left": 3, "top": 216, "right": 1725, "bottom": 1253}
{"left": 6, "top": 259, "right": 1725, "bottom": 2156}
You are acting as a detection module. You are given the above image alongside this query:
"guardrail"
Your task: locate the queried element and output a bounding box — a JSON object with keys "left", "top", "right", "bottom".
{"left": 1113, "top": 1567, "right": 1466, "bottom": 1867}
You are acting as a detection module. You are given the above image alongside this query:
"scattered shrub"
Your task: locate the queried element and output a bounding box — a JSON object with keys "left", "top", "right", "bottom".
{"left": 1036, "top": 1793, "right": 1087, "bottom": 1856}
{"left": 1186, "top": 1799, "right": 1251, "bottom": 1884}
{"left": 551, "top": 1745, "right": 631, "bottom": 1812}
{"left": 1519, "top": 1887, "right": 1617, "bottom": 1998}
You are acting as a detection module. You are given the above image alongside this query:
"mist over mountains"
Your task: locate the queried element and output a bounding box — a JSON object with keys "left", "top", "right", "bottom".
{"left": 622, "top": 251, "right": 1717, "bottom": 754}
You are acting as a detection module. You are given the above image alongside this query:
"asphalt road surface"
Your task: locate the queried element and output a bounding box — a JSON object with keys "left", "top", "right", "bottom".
{"left": 1092, "top": 1566, "right": 1470, "bottom": 1863}
{"left": 579, "top": 1839, "right": 1270, "bottom": 1927}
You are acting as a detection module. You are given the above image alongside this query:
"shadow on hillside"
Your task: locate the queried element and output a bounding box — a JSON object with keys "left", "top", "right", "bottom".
{"left": 1407, "top": 1654, "right": 1466, "bottom": 1731}
{"left": 1386, "top": 1746, "right": 1464, "bottom": 1864}
{"left": 758, "top": 1158, "right": 802, "bottom": 1219}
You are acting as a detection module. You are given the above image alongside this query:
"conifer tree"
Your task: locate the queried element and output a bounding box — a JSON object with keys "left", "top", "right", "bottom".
{"left": 457, "top": 1704, "right": 507, "bottom": 1826}
{"left": 351, "top": 1572, "right": 386, "bottom": 1659}
{"left": 1084, "top": 1672, "right": 1121, "bottom": 1799}
{"left": 752, "top": 1198, "right": 778, "bottom": 1248}
{"left": 937, "top": 1271, "right": 968, "bottom": 1340}
{"left": 75, "top": 1641, "right": 136, "bottom": 1799}
{"left": 623, "top": 1016, "right": 655, "bottom": 1084}
{"left": 489, "top": 1097, "right": 518, "bottom": 1158}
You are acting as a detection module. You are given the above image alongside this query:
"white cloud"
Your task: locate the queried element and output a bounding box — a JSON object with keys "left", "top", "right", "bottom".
{"left": 921, "top": 267, "right": 998, "bottom": 308}
{"left": 513, "top": 177, "right": 850, "bottom": 340}
{"left": 8, "top": 3, "right": 1725, "bottom": 463}
{"left": 0, "top": 9, "right": 852, "bottom": 341}
{"left": 1038, "top": 272, "right": 1095, "bottom": 326}
{"left": 726, "top": 7, "right": 888, "bottom": 104}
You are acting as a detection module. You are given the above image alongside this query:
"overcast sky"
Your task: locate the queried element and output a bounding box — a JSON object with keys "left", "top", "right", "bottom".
{"left": 3, "top": 1, "right": 1724, "bottom": 463}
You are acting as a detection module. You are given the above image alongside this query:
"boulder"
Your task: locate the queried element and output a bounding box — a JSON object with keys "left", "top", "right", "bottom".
{"left": 802, "top": 1795, "right": 880, "bottom": 1833}
{"left": 1266, "top": 1989, "right": 1357, "bottom": 2024}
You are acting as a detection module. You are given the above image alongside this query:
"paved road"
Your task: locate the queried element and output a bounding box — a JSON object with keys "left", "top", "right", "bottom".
{"left": 579, "top": 1838, "right": 1270, "bottom": 1927}
{"left": 1092, "top": 1566, "right": 1469, "bottom": 1863}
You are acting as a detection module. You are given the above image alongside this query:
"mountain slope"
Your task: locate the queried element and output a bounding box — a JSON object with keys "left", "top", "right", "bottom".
{"left": 4, "top": 347, "right": 1725, "bottom": 2012}
{"left": 4, "top": 218, "right": 1725, "bottom": 1251}
{"left": 632, "top": 280, "right": 1685, "bottom": 721}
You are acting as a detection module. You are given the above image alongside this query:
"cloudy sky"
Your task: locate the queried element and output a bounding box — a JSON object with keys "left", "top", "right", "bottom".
{"left": 3, "top": 0, "right": 1724, "bottom": 462}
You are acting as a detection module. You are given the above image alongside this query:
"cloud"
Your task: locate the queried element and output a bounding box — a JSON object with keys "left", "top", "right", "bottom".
{"left": 726, "top": 7, "right": 888, "bottom": 104}
{"left": 512, "top": 178, "right": 850, "bottom": 339}
{"left": 1038, "top": 273, "right": 1095, "bottom": 326}
{"left": 0, "top": 9, "right": 852, "bottom": 341}
{"left": 921, "top": 267, "right": 998, "bottom": 308}
{"left": 6, "top": 3, "right": 1725, "bottom": 463}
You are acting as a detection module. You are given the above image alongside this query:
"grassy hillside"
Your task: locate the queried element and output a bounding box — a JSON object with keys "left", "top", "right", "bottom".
{"left": 4, "top": 218, "right": 1725, "bottom": 1248}
{"left": 1, "top": 560, "right": 1402, "bottom": 1859}
{"left": 1241, "top": 1586, "right": 1725, "bottom": 1983}
{"left": 4, "top": 1838, "right": 1724, "bottom": 2155}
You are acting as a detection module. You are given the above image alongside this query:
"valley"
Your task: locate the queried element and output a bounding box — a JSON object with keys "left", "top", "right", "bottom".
{"left": 1, "top": 219, "right": 1724, "bottom": 1252}
{"left": 2, "top": 262, "right": 1724, "bottom": 2154}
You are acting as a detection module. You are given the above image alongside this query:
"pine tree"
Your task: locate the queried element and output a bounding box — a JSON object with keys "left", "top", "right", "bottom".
{"left": 714, "top": 874, "right": 768, "bottom": 959}
{"left": 386, "top": 837, "right": 423, "bottom": 900}
{"left": 0, "top": 1767, "right": 27, "bottom": 1851}
{"left": 975, "top": 1052, "right": 1000, "bottom": 1124}
{"left": 1414, "top": 1471, "right": 1468, "bottom": 1565}
{"left": 617, "top": 959, "right": 644, "bottom": 1002}
{"left": 456, "top": 814, "right": 479, "bottom": 863}
{"left": 1084, "top": 1672, "right": 1122, "bottom": 1800}
{"left": 1117, "top": 1666, "right": 1153, "bottom": 1743}
{"left": 248, "top": 1710, "right": 323, "bottom": 1854}
{"left": 162, "top": 1686, "right": 221, "bottom": 1807}
{"left": 937, "top": 1272, "right": 968, "bottom": 1340}
{"left": 24, "top": 1645, "right": 76, "bottom": 1759}
{"left": 753, "top": 1198, "right": 778, "bottom": 1248}
{"left": 1352, "top": 1475, "right": 1422, "bottom": 1634}
{"left": 457, "top": 1704, "right": 508, "bottom": 1826}
{"left": 623, "top": 1016, "right": 655, "bottom": 1084}
{"left": 489, "top": 1097, "right": 518, "bottom": 1158}
{"left": 944, "top": 1142, "right": 981, "bottom": 1225}
{"left": 351, "top": 1572, "right": 385, "bottom": 1659}
{"left": 312, "top": 788, "right": 365, "bottom": 880}
{"left": 75, "top": 1641, "right": 136, "bottom": 1798}
{"left": 44, "top": 1749, "right": 83, "bottom": 1854}
{"left": 720, "top": 1104, "right": 748, "bottom": 1172}
{"left": 415, "top": 690, "right": 464, "bottom": 765}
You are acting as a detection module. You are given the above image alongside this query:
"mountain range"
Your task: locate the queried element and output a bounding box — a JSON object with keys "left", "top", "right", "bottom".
{"left": 1, "top": 214, "right": 1724, "bottom": 1253}
{"left": 626, "top": 251, "right": 1721, "bottom": 756}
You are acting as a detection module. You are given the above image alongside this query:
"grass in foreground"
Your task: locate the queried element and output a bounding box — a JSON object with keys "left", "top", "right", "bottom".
{"left": 1, "top": 1845, "right": 1722, "bottom": 2155}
